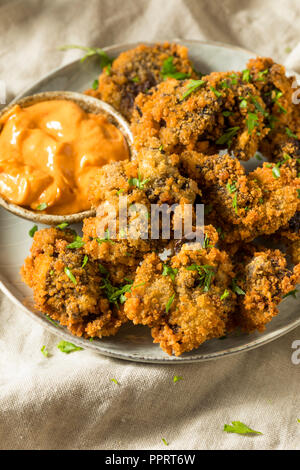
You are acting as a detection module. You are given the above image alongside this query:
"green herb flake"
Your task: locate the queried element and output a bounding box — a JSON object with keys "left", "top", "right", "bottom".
{"left": 131, "top": 76, "right": 140, "bottom": 83}
{"left": 216, "top": 127, "right": 240, "bottom": 146}
{"left": 45, "top": 314, "right": 59, "bottom": 327}
{"left": 162, "top": 265, "right": 178, "bottom": 281}
{"left": 242, "top": 69, "right": 251, "bottom": 82}
{"left": 110, "top": 378, "right": 119, "bottom": 385}
{"left": 222, "top": 111, "right": 233, "bottom": 117}
{"left": 255, "top": 153, "right": 263, "bottom": 161}
{"left": 186, "top": 264, "right": 215, "bottom": 292}
{"left": 256, "top": 69, "right": 269, "bottom": 81}
{"left": 224, "top": 421, "right": 262, "bottom": 435}
{"left": 96, "top": 230, "right": 115, "bottom": 245}
{"left": 92, "top": 79, "right": 99, "bottom": 90}
{"left": 81, "top": 255, "right": 88, "bottom": 269}
{"left": 272, "top": 166, "right": 281, "bottom": 179}
{"left": 41, "top": 345, "right": 49, "bottom": 357}
{"left": 64, "top": 267, "right": 77, "bottom": 285}
{"left": 210, "top": 86, "right": 222, "bottom": 98}
{"left": 246, "top": 113, "right": 259, "bottom": 134}
{"left": 162, "top": 438, "right": 169, "bottom": 446}
{"left": 29, "top": 225, "right": 38, "bottom": 238}
{"left": 67, "top": 235, "right": 85, "bottom": 249}
{"left": 128, "top": 172, "right": 150, "bottom": 189}
{"left": 166, "top": 294, "right": 175, "bottom": 313}
{"left": 232, "top": 193, "right": 238, "bottom": 214}
{"left": 221, "top": 289, "right": 230, "bottom": 301}
{"left": 181, "top": 79, "right": 205, "bottom": 101}
{"left": 286, "top": 127, "right": 298, "bottom": 139}
{"left": 173, "top": 375, "right": 183, "bottom": 383}
{"left": 239, "top": 99, "right": 248, "bottom": 109}
{"left": 59, "top": 44, "right": 114, "bottom": 69}
{"left": 57, "top": 340, "right": 83, "bottom": 354}
{"left": 283, "top": 289, "right": 298, "bottom": 299}
{"left": 226, "top": 181, "right": 237, "bottom": 194}
{"left": 56, "top": 222, "right": 69, "bottom": 230}
{"left": 160, "top": 56, "right": 190, "bottom": 80}
{"left": 232, "top": 278, "right": 245, "bottom": 295}
{"left": 36, "top": 202, "right": 47, "bottom": 211}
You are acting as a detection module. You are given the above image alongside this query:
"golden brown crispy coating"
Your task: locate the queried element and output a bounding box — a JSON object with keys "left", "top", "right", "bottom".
{"left": 21, "top": 228, "right": 127, "bottom": 338}
{"left": 131, "top": 71, "right": 269, "bottom": 160}
{"left": 247, "top": 57, "right": 300, "bottom": 157}
{"left": 85, "top": 42, "right": 197, "bottom": 121}
{"left": 233, "top": 246, "right": 300, "bottom": 332}
{"left": 180, "top": 150, "right": 300, "bottom": 242}
{"left": 124, "top": 226, "right": 236, "bottom": 356}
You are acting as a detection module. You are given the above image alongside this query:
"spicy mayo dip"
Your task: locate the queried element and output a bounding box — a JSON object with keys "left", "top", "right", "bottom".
{"left": 0, "top": 99, "right": 129, "bottom": 215}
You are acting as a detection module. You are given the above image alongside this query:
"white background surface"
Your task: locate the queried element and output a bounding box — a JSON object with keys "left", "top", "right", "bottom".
{"left": 0, "top": 0, "right": 300, "bottom": 450}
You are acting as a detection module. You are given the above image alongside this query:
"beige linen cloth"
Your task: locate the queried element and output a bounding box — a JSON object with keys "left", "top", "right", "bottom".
{"left": 0, "top": 0, "right": 300, "bottom": 450}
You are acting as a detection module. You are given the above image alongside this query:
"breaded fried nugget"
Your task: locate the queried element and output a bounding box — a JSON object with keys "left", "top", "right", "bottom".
{"left": 180, "top": 151, "right": 300, "bottom": 242}
{"left": 247, "top": 57, "right": 300, "bottom": 157}
{"left": 21, "top": 228, "right": 126, "bottom": 338}
{"left": 84, "top": 157, "right": 201, "bottom": 282}
{"left": 270, "top": 138, "right": 300, "bottom": 179}
{"left": 86, "top": 42, "right": 197, "bottom": 120}
{"left": 124, "top": 226, "right": 236, "bottom": 355}
{"left": 233, "top": 247, "right": 300, "bottom": 332}
{"left": 131, "top": 71, "right": 269, "bottom": 160}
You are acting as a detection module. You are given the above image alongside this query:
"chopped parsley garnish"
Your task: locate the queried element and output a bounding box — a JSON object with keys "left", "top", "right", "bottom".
{"left": 131, "top": 76, "right": 140, "bottom": 83}
{"left": 232, "top": 193, "right": 238, "bottom": 214}
{"left": 158, "top": 144, "right": 164, "bottom": 152}
{"left": 64, "top": 267, "right": 77, "bottom": 285}
{"left": 57, "top": 340, "right": 83, "bottom": 354}
{"left": 116, "top": 188, "right": 124, "bottom": 196}
{"left": 286, "top": 127, "right": 298, "bottom": 139}
{"left": 162, "top": 438, "right": 169, "bottom": 446}
{"left": 216, "top": 127, "right": 240, "bottom": 146}
{"left": 45, "top": 314, "right": 59, "bottom": 327}
{"left": 272, "top": 165, "right": 281, "bottom": 179}
{"left": 242, "top": 69, "right": 251, "bottom": 82}
{"left": 210, "top": 86, "right": 222, "bottom": 98}
{"left": 173, "top": 375, "right": 183, "bottom": 383}
{"left": 128, "top": 172, "right": 150, "bottom": 189}
{"left": 246, "top": 113, "right": 259, "bottom": 134}
{"left": 110, "top": 378, "right": 119, "bottom": 385}
{"left": 36, "top": 202, "right": 47, "bottom": 211}
{"left": 59, "top": 44, "right": 114, "bottom": 69}
{"left": 224, "top": 421, "right": 262, "bottom": 435}
{"left": 166, "top": 294, "right": 175, "bottom": 313}
{"left": 256, "top": 69, "right": 269, "bottom": 81}
{"left": 226, "top": 181, "right": 237, "bottom": 194}
{"left": 96, "top": 229, "right": 115, "bottom": 245}
{"left": 92, "top": 79, "right": 99, "bottom": 90}
{"left": 100, "top": 276, "right": 144, "bottom": 305}
{"left": 239, "top": 98, "right": 248, "bottom": 109}
{"left": 162, "top": 265, "right": 178, "bottom": 281}
{"left": 221, "top": 289, "right": 230, "bottom": 301}
{"left": 41, "top": 345, "right": 49, "bottom": 357}
{"left": 181, "top": 79, "right": 205, "bottom": 100}
{"left": 222, "top": 111, "right": 233, "bottom": 117}
{"left": 56, "top": 222, "right": 69, "bottom": 230}
{"left": 203, "top": 234, "right": 213, "bottom": 249}
{"left": 160, "top": 56, "right": 190, "bottom": 80}
{"left": 29, "top": 225, "right": 38, "bottom": 238}
{"left": 186, "top": 264, "right": 215, "bottom": 292}
{"left": 232, "top": 278, "right": 245, "bottom": 295}
{"left": 283, "top": 289, "right": 298, "bottom": 299}
{"left": 99, "top": 263, "right": 109, "bottom": 275}
{"left": 49, "top": 270, "right": 54, "bottom": 276}
{"left": 67, "top": 235, "right": 85, "bottom": 249}
{"left": 255, "top": 153, "right": 263, "bottom": 161}
{"left": 81, "top": 255, "right": 88, "bottom": 269}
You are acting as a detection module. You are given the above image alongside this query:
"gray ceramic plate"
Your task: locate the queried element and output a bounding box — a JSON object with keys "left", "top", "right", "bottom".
{"left": 0, "top": 40, "right": 299, "bottom": 363}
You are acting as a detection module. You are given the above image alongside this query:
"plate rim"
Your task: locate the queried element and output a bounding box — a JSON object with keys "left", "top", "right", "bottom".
{"left": 1, "top": 38, "right": 299, "bottom": 363}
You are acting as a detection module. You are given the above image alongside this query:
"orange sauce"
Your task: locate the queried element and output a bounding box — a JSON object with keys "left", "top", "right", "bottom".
{"left": 0, "top": 100, "right": 129, "bottom": 214}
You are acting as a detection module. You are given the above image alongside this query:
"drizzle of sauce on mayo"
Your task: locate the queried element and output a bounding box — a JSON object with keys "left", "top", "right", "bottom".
{"left": 0, "top": 100, "right": 129, "bottom": 214}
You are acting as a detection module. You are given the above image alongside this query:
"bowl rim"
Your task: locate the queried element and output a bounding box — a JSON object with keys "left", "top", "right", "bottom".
{"left": 0, "top": 90, "right": 133, "bottom": 225}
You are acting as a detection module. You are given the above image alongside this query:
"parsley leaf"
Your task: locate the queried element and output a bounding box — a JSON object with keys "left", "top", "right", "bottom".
{"left": 186, "top": 264, "right": 215, "bottom": 292}
{"left": 181, "top": 79, "right": 205, "bottom": 100}
{"left": 81, "top": 255, "right": 88, "bottom": 269}
{"left": 128, "top": 172, "right": 150, "bottom": 189}
{"left": 36, "top": 202, "right": 47, "bottom": 211}
{"left": 227, "top": 181, "right": 237, "bottom": 194}
{"left": 67, "top": 235, "right": 85, "bottom": 249}
{"left": 242, "top": 69, "right": 251, "bottom": 82}
{"left": 57, "top": 340, "right": 83, "bottom": 354}
{"left": 29, "top": 225, "right": 38, "bottom": 238}
{"left": 224, "top": 421, "right": 262, "bottom": 435}
{"left": 246, "top": 113, "right": 259, "bottom": 134}
{"left": 160, "top": 56, "right": 190, "bottom": 80}
{"left": 283, "top": 289, "right": 298, "bottom": 299}
{"left": 56, "top": 222, "right": 69, "bottom": 230}
{"left": 173, "top": 375, "right": 183, "bottom": 383}
{"left": 96, "top": 229, "right": 115, "bottom": 245}
{"left": 110, "top": 378, "right": 119, "bottom": 385}
{"left": 166, "top": 294, "right": 175, "bottom": 313}
{"left": 59, "top": 44, "right": 113, "bottom": 69}
{"left": 210, "top": 86, "right": 222, "bottom": 98}
{"left": 92, "top": 79, "right": 99, "bottom": 90}
{"left": 221, "top": 289, "right": 230, "bottom": 301}
{"left": 232, "top": 278, "right": 245, "bottom": 295}
{"left": 286, "top": 127, "right": 298, "bottom": 139}
{"left": 64, "top": 267, "right": 77, "bottom": 285}
{"left": 162, "top": 265, "right": 178, "bottom": 281}
{"left": 232, "top": 193, "right": 238, "bottom": 214}
{"left": 41, "top": 345, "right": 49, "bottom": 357}
{"left": 162, "top": 438, "right": 169, "bottom": 446}
{"left": 216, "top": 127, "right": 240, "bottom": 146}
{"left": 272, "top": 165, "right": 281, "bottom": 179}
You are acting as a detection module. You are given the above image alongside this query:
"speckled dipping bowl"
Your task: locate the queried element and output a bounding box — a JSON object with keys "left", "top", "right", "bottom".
{"left": 0, "top": 91, "right": 133, "bottom": 225}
